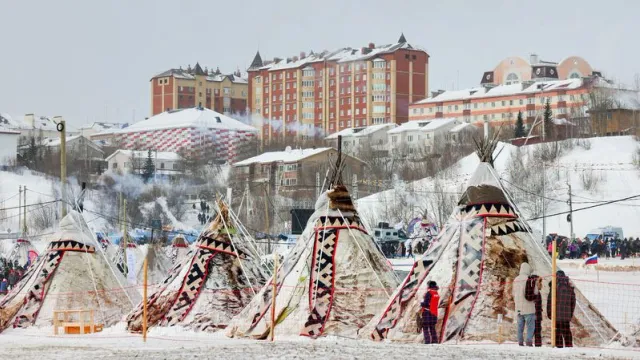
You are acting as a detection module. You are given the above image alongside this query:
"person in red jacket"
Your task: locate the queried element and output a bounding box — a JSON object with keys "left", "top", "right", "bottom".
{"left": 420, "top": 280, "right": 440, "bottom": 344}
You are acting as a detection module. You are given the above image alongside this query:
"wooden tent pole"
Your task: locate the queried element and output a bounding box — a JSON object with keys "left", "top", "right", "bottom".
{"left": 142, "top": 255, "right": 148, "bottom": 342}
{"left": 269, "top": 253, "right": 278, "bottom": 342}
{"left": 551, "top": 239, "right": 557, "bottom": 347}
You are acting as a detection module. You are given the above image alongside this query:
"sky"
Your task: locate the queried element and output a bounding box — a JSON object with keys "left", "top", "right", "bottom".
{"left": 0, "top": 0, "right": 638, "bottom": 127}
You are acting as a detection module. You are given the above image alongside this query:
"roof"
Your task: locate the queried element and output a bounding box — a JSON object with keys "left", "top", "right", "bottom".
{"left": 39, "top": 135, "right": 104, "bottom": 153}
{"left": 152, "top": 68, "right": 248, "bottom": 84}
{"left": 105, "top": 149, "right": 182, "bottom": 162}
{"left": 610, "top": 89, "right": 640, "bottom": 110}
{"left": 78, "top": 122, "right": 129, "bottom": 131}
{"left": 0, "top": 113, "right": 61, "bottom": 131}
{"left": 0, "top": 129, "right": 20, "bottom": 135}
{"left": 415, "top": 78, "right": 585, "bottom": 105}
{"left": 234, "top": 147, "right": 333, "bottom": 166}
{"left": 249, "top": 51, "right": 263, "bottom": 70}
{"left": 324, "top": 123, "right": 397, "bottom": 140}
{"left": 450, "top": 122, "right": 473, "bottom": 133}
{"left": 114, "top": 107, "right": 258, "bottom": 134}
{"left": 387, "top": 118, "right": 459, "bottom": 134}
{"left": 255, "top": 35, "right": 427, "bottom": 72}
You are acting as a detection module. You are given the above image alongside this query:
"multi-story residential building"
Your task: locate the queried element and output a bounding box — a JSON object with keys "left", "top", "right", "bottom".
{"left": 410, "top": 77, "right": 597, "bottom": 128}
{"left": 387, "top": 118, "right": 461, "bottom": 156}
{"left": 247, "top": 34, "right": 429, "bottom": 143}
{"left": 233, "top": 147, "right": 366, "bottom": 201}
{"left": 150, "top": 63, "right": 248, "bottom": 116}
{"left": 480, "top": 54, "right": 599, "bottom": 86}
{"left": 324, "top": 123, "right": 397, "bottom": 156}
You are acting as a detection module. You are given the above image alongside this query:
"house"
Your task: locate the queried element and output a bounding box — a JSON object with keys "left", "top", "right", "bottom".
{"left": 233, "top": 147, "right": 366, "bottom": 201}
{"left": 449, "top": 122, "right": 480, "bottom": 143}
{"left": 105, "top": 149, "right": 183, "bottom": 179}
{"left": 79, "top": 122, "right": 129, "bottom": 137}
{"left": 40, "top": 135, "right": 104, "bottom": 160}
{"left": 588, "top": 88, "right": 640, "bottom": 137}
{"left": 1, "top": 114, "right": 78, "bottom": 138}
{"left": 324, "top": 123, "right": 397, "bottom": 157}
{"left": 387, "top": 118, "right": 460, "bottom": 156}
{"left": 0, "top": 129, "right": 20, "bottom": 166}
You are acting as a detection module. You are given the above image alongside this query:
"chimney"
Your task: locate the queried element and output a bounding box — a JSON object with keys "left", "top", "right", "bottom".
{"left": 293, "top": 56, "right": 298, "bottom": 62}
{"left": 530, "top": 53, "right": 539, "bottom": 65}
{"left": 361, "top": 47, "right": 366, "bottom": 54}
{"left": 300, "top": 51, "right": 306, "bottom": 59}
{"left": 368, "top": 42, "right": 375, "bottom": 49}
{"left": 24, "top": 114, "right": 35, "bottom": 127}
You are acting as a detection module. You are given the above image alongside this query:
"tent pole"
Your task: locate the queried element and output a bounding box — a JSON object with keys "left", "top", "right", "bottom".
{"left": 123, "top": 199, "right": 128, "bottom": 279}
{"left": 143, "top": 255, "right": 148, "bottom": 342}
{"left": 270, "top": 252, "right": 278, "bottom": 342}
{"left": 551, "top": 239, "right": 557, "bottom": 347}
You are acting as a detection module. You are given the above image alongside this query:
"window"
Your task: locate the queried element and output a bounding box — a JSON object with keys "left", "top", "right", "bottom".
{"left": 112, "top": 162, "right": 117, "bottom": 169}
{"left": 279, "top": 95, "right": 282, "bottom": 101}
{"left": 408, "top": 135, "right": 414, "bottom": 142}
{"left": 303, "top": 102, "right": 313, "bottom": 108}
{"left": 356, "top": 97, "right": 359, "bottom": 104}
{"left": 454, "top": 105, "right": 459, "bottom": 111}
{"left": 356, "top": 109, "right": 360, "bottom": 115}
{"left": 505, "top": 73, "right": 519, "bottom": 85}
{"left": 373, "top": 60, "right": 386, "bottom": 69}
{"left": 279, "top": 73, "right": 283, "bottom": 79}
{"left": 272, "top": 95, "right": 276, "bottom": 102}
{"left": 372, "top": 83, "right": 386, "bottom": 91}
{"left": 160, "top": 162, "right": 165, "bottom": 169}
{"left": 286, "top": 94, "right": 290, "bottom": 100}
{"left": 373, "top": 105, "right": 385, "bottom": 113}
{"left": 392, "top": 136, "right": 397, "bottom": 143}
{"left": 293, "top": 82, "right": 297, "bottom": 89}
{"left": 386, "top": 106, "right": 390, "bottom": 113}
{"left": 340, "top": 110, "right": 344, "bottom": 116}
{"left": 303, "top": 68, "right": 315, "bottom": 77}
{"left": 527, "top": 98, "right": 534, "bottom": 105}
{"left": 330, "top": 101, "right": 335, "bottom": 108}
{"left": 347, "top": 109, "right": 351, "bottom": 116}
{"left": 302, "top": 80, "right": 314, "bottom": 87}
{"left": 363, "top": 108, "right": 366, "bottom": 114}
{"left": 447, "top": 105, "right": 451, "bottom": 112}
{"left": 293, "top": 103, "right": 297, "bottom": 109}
{"left": 330, "top": 91, "right": 334, "bottom": 97}
{"left": 173, "top": 163, "right": 177, "bottom": 170}
{"left": 286, "top": 83, "right": 290, "bottom": 89}
{"left": 264, "top": 86, "right": 268, "bottom": 93}
{"left": 329, "top": 123, "right": 334, "bottom": 129}
{"left": 386, "top": 73, "right": 391, "bottom": 80}
{"left": 373, "top": 73, "right": 385, "bottom": 80}
{"left": 491, "top": 102, "right": 495, "bottom": 108}
{"left": 286, "top": 104, "right": 290, "bottom": 110}
{"left": 330, "top": 112, "right": 334, "bottom": 119}
{"left": 272, "top": 85, "right": 276, "bottom": 91}
{"left": 339, "top": 121, "right": 344, "bottom": 127}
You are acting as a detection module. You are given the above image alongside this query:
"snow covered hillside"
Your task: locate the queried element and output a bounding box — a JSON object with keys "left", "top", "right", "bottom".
{"left": 357, "top": 136, "right": 640, "bottom": 239}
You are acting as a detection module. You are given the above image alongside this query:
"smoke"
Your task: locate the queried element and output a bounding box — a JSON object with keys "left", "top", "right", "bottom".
{"left": 231, "top": 111, "right": 326, "bottom": 137}
{"left": 101, "top": 172, "right": 148, "bottom": 199}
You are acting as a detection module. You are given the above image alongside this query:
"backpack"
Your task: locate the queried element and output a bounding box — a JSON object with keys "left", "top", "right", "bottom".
{"left": 524, "top": 276, "right": 537, "bottom": 302}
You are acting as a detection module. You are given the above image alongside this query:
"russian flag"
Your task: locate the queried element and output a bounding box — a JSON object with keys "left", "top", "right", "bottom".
{"left": 585, "top": 254, "right": 598, "bottom": 265}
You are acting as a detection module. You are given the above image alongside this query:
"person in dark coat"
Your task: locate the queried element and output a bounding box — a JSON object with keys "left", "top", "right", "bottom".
{"left": 0, "top": 278, "right": 7, "bottom": 294}
{"left": 526, "top": 274, "right": 543, "bottom": 347}
{"left": 547, "top": 270, "right": 576, "bottom": 348}
{"left": 420, "top": 280, "right": 440, "bottom": 344}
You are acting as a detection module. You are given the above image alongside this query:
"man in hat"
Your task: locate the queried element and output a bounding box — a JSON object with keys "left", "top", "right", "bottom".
{"left": 547, "top": 270, "right": 576, "bottom": 348}
{"left": 420, "top": 280, "right": 440, "bottom": 344}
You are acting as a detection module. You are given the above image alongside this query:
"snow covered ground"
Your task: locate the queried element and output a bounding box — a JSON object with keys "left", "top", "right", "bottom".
{"left": 0, "top": 326, "right": 638, "bottom": 359}
{"left": 357, "top": 136, "right": 640, "bottom": 239}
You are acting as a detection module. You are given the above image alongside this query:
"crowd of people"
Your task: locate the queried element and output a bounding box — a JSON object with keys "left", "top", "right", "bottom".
{"left": 513, "top": 262, "right": 576, "bottom": 348}
{"left": 0, "top": 257, "right": 28, "bottom": 295}
{"left": 546, "top": 235, "right": 640, "bottom": 260}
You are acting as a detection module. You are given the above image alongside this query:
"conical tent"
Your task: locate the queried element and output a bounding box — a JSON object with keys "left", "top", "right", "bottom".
{"left": 126, "top": 201, "right": 266, "bottom": 332}
{"left": 0, "top": 211, "right": 140, "bottom": 331}
{"left": 367, "top": 162, "right": 617, "bottom": 345}
{"left": 5, "top": 238, "right": 38, "bottom": 269}
{"left": 136, "top": 244, "right": 172, "bottom": 285}
{"left": 166, "top": 235, "right": 191, "bottom": 266}
{"left": 226, "top": 184, "right": 400, "bottom": 339}
{"left": 112, "top": 241, "right": 145, "bottom": 285}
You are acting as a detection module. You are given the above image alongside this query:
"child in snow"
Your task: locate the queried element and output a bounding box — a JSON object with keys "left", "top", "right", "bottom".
{"left": 525, "top": 274, "right": 543, "bottom": 347}
{"left": 420, "top": 281, "right": 440, "bottom": 344}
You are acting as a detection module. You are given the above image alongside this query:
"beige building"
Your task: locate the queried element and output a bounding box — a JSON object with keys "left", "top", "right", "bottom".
{"left": 105, "top": 149, "right": 183, "bottom": 178}
{"left": 324, "top": 123, "right": 397, "bottom": 156}
{"left": 387, "top": 118, "right": 461, "bottom": 156}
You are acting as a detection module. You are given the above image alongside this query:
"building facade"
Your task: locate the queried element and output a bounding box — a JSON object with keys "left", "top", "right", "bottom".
{"left": 111, "top": 107, "right": 258, "bottom": 163}
{"left": 247, "top": 34, "right": 429, "bottom": 143}
{"left": 0, "top": 129, "right": 19, "bottom": 166}
{"left": 387, "top": 118, "right": 461, "bottom": 156}
{"left": 151, "top": 63, "right": 248, "bottom": 116}
{"left": 324, "top": 123, "right": 397, "bottom": 156}
{"left": 106, "top": 150, "right": 183, "bottom": 179}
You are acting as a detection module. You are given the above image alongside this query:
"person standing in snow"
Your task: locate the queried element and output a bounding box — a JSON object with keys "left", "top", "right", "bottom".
{"left": 513, "top": 262, "right": 536, "bottom": 346}
{"left": 547, "top": 270, "right": 576, "bottom": 348}
{"left": 0, "top": 278, "right": 7, "bottom": 294}
{"left": 420, "top": 281, "right": 440, "bottom": 344}
{"left": 525, "top": 274, "right": 543, "bottom": 347}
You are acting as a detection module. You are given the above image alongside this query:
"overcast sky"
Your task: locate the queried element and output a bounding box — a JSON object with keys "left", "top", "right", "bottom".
{"left": 1, "top": 0, "right": 638, "bottom": 127}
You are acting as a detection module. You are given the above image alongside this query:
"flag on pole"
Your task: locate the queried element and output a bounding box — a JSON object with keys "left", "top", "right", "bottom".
{"left": 585, "top": 254, "right": 598, "bottom": 265}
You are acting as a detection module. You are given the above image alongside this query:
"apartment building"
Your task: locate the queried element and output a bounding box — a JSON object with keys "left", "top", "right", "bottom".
{"left": 387, "top": 118, "right": 461, "bottom": 156}
{"left": 150, "top": 63, "right": 248, "bottom": 116}
{"left": 247, "top": 34, "right": 429, "bottom": 143}
{"left": 324, "top": 123, "right": 397, "bottom": 156}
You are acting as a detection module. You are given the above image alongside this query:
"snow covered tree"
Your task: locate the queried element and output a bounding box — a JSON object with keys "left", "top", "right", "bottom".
{"left": 543, "top": 99, "right": 554, "bottom": 140}
{"left": 514, "top": 111, "right": 526, "bottom": 138}
{"left": 142, "top": 149, "right": 155, "bottom": 183}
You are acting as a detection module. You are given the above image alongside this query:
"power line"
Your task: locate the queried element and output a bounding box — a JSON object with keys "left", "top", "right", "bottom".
{"left": 527, "top": 193, "right": 640, "bottom": 221}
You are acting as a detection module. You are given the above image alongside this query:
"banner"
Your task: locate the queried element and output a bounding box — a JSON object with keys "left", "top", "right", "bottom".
{"left": 127, "top": 251, "right": 137, "bottom": 285}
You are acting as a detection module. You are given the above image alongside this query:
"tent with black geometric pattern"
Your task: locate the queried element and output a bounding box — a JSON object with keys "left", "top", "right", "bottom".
{"left": 0, "top": 211, "right": 140, "bottom": 332}
{"left": 225, "top": 183, "right": 400, "bottom": 339}
{"left": 126, "top": 200, "right": 266, "bottom": 333}
{"left": 4, "top": 238, "right": 38, "bottom": 269}
{"left": 364, "top": 145, "right": 618, "bottom": 346}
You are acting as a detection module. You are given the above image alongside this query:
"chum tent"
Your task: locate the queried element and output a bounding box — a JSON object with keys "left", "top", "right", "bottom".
{"left": 366, "top": 139, "right": 618, "bottom": 346}
{"left": 226, "top": 157, "right": 400, "bottom": 339}
{"left": 126, "top": 200, "right": 266, "bottom": 332}
{"left": 0, "top": 212, "right": 140, "bottom": 331}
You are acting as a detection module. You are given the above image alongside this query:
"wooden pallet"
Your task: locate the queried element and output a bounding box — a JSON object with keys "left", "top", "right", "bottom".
{"left": 53, "top": 309, "right": 103, "bottom": 335}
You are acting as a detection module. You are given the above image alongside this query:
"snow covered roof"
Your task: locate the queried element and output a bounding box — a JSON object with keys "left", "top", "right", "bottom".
{"left": 234, "top": 147, "right": 333, "bottom": 166}
{"left": 450, "top": 123, "right": 473, "bottom": 133}
{"left": 152, "top": 68, "right": 248, "bottom": 84}
{"left": 79, "top": 122, "right": 129, "bottom": 132}
{"left": 387, "top": 118, "right": 459, "bottom": 134}
{"left": 257, "top": 37, "right": 426, "bottom": 71}
{"left": 0, "top": 113, "right": 61, "bottom": 131}
{"left": 610, "top": 90, "right": 640, "bottom": 110}
{"left": 325, "top": 123, "right": 397, "bottom": 140}
{"left": 105, "top": 149, "right": 182, "bottom": 162}
{"left": 552, "top": 118, "right": 576, "bottom": 126}
{"left": 114, "top": 108, "right": 258, "bottom": 134}
{"left": 415, "top": 78, "right": 586, "bottom": 105}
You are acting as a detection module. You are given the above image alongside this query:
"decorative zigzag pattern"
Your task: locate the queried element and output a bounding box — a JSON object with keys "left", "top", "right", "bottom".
{"left": 301, "top": 227, "right": 339, "bottom": 338}
{"left": 462, "top": 203, "right": 517, "bottom": 218}
{"left": 160, "top": 248, "right": 217, "bottom": 326}
{"left": 487, "top": 219, "right": 528, "bottom": 236}
{"left": 48, "top": 240, "right": 95, "bottom": 253}
{"left": 441, "top": 217, "right": 486, "bottom": 341}
{"left": 198, "top": 236, "right": 246, "bottom": 258}
{"left": 371, "top": 216, "right": 461, "bottom": 341}
{"left": 13, "top": 251, "right": 65, "bottom": 328}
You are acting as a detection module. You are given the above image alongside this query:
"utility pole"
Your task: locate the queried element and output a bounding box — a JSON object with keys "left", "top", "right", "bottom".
{"left": 18, "top": 185, "right": 22, "bottom": 233}
{"left": 56, "top": 117, "right": 67, "bottom": 217}
{"left": 567, "top": 183, "right": 574, "bottom": 240}
{"left": 23, "top": 186, "right": 27, "bottom": 235}
{"left": 542, "top": 163, "right": 546, "bottom": 243}
{"left": 123, "top": 199, "right": 128, "bottom": 278}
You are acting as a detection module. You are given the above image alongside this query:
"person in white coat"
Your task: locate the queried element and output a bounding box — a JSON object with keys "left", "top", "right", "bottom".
{"left": 512, "top": 262, "right": 537, "bottom": 346}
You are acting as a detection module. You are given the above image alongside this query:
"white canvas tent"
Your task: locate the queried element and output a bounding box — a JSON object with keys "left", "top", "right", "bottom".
{"left": 0, "top": 211, "right": 140, "bottom": 331}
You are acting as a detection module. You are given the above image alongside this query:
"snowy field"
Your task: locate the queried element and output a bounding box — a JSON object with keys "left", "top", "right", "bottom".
{"left": 0, "top": 327, "right": 639, "bottom": 359}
